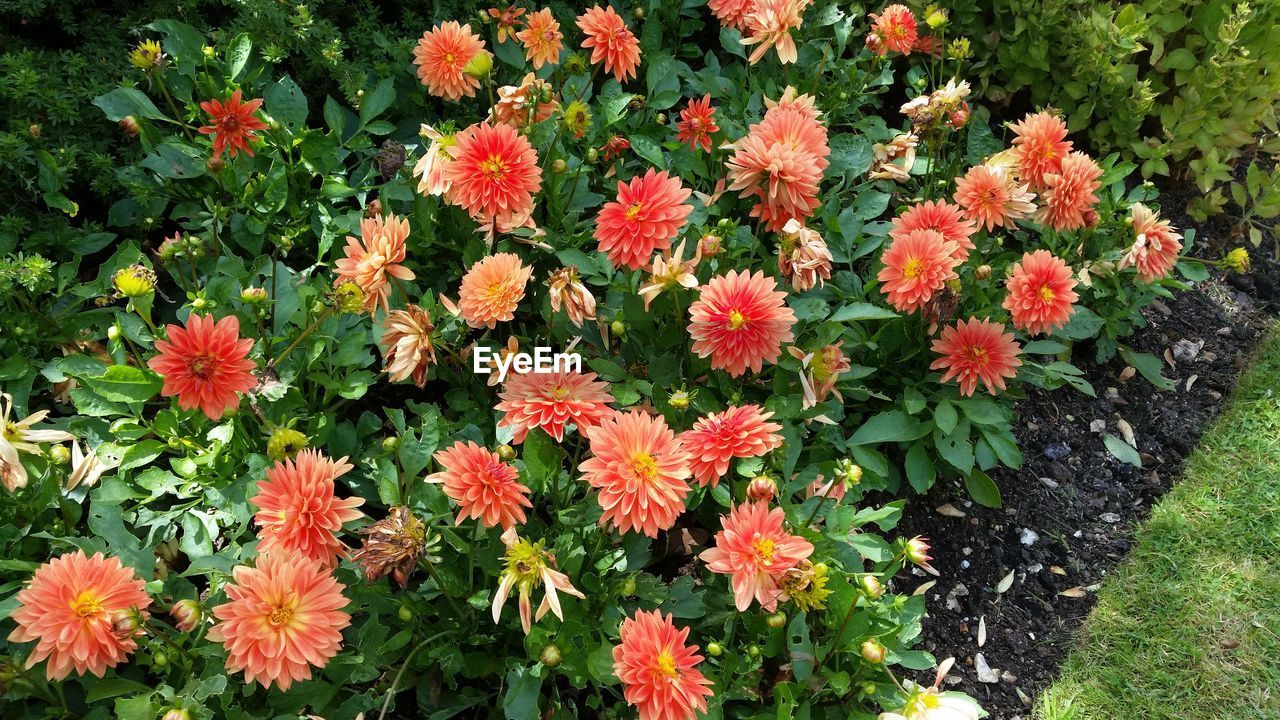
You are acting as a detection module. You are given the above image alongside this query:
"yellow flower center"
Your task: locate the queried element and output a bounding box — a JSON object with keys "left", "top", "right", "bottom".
{"left": 484, "top": 281, "right": 518, "bottom": 309}
{"left": 625, "top": 202, "right": 644, "bottom": 220}
{"left": 1038, "top": 285, "right": 1055, "bottom": 303}
{"left": 444, "top": 52, "right": 456, "bottom": 64}
{"left": 267, "top": 602, "right": 295, "bottom": 629}
{"left": 2, "top": 422, "right": 18, "bottom": 442}
{"left": 630, "top": 452, "right": 659, "bottom": 483}
{"left": 727, "top": 310, "right": 747, "bottom": 330}
{"left": 966, "top": 346, "right": 988, "bottom": 365}
{"left": 70, "top": 590, "right": 104, "bottom": 619}
{"left": 550, "top": 385, "right": 570, "bottom": 401}
{"left": 655, "top": 649, "right": 679, "bottom": 678}
{"left": 901, "top": 257, "right": 925, "bottom": 280}
{"left": 504, "top": 539, "right": 549, "bottom": 585}
{"left": 479, "top": 155, "right": 508, "bottom": 181}
{"left": 188, "top": 353, "right": 216, "bottom": 380}
{"left": 753, "top": 538, "right": 776, "bottom": 563}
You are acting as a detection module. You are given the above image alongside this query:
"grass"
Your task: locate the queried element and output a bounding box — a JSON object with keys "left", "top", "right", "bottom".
{"left": 1037, "top": 323, "right": 1280, "bottom": 720}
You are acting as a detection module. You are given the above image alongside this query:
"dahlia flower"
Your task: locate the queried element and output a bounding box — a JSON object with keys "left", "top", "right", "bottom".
{"left": 707, "top": 0, "right": 754, "bottom": 29}
{"left": 334, "top": 212, "right": 416, "bottom": 315}
{"left": 198, "top": 89, "right": 267, "bottom": 158}
{"left": 413, "top": 124, "right": 456, "bottom": 197}
{"left": 876, "top": 229, "right": 961, "bottom": 313}
{"left": 879, "top": 658, "right": 981, "bottom": 720}
{"left": 495, "top": 369, "right": 615, "bottom": 443}
{"left": 952, "top": 164, "right": 1036, "bottom": 231}
{"left": 445, "top": 122, "right": 542, "bottom": 231}
{"left": 1010, "top": 111, "right": 1072, "bottom": 189}
{"left": 741, "top": 0, "right": 809, "bottom": 65}
{"left": 579, "top": 410, "right": 693, "bottom": 537}
{"left": 890, "top": 200, "right": 976, "bottom": 262}
{"left": 412, "top": 21, "right": 489, "bottom": 101}
{"left": 680, "top": 404, "right": 782, "bottom": 487}
{"left": 699, "top": 502, "right": 814, "bottom": 611}
{"left": 1035, "top": 152, "right": 1102, "bottom": 232}
{"left": 147, "top": 314, "right": 257, "bottom": 421}
{"left": 869, "top": 132, "right": 918, "bottom": 182}
{"left": 930, "top": 318, "right": 1022, "bottom": 396}
{"left": 488, "top": 5, "right": 527, "bottom": 42}
{"left": 352, "top": 506, "right": 438, "bottom": 588}
{"left": 788, "top": 342, "right": 851, "bottom": 408}
{"left": 516, "top": 8, "right": 564, "bottom": 69}
{"left": 208, "top": 553, "right": 350, "bottom": 691}
{"left": 577, "top": 6, "right": 642, "bottom": 82}
{"left": 1003, "top": 250, "right": 1078, "bottom": 335}
{"left": 776, "top": 219, "right": 833, "bottom": 292}
{"left": 427, "top": 440, "right": 532, "bottom": 530}
{"left": 612, "top": 610, "right": 715, "bottom": 720}
{"left": 1119, "top": 203, "right": 1183, "bottom": 282}
{"left": 1, "top": 392, "right": 74, "bottom": 492}
{"left": 493, "top": 527, "right": 584, "bottom": 634}
{"left": 638, "top": 240, "right": 702, "bottom": 311}
{"left": 457, "top": 252, "right": 533, "bottom": 329}
{"left": 380, "top": 304, "right": 437, "bottom": 387}
{"left": 688, "top": 270, "right": 797, "bottom": 377}
{"left": 676, "top": 95, "right": 719, "bottom": 153}
{"left": 7, "top": 551, "right": 152, "bottom": 680}
{"left": 251, "top": 449, "right": 364, "bottom": 567}
{"left": 868, "top": 4, "right": 918, "bottom": 55}
{"left": 725, "top": 89, "right": 829, "bottom": 231}
{"left": 547, "top": 266, "right": 598, "bottom": 327}
{"left": 491, "top": 73, "right": 559, "bottom": 127}
{"left": 595, "top": 168, "right": 694, "bottom": 270}
{"left": 780, "top": 559, "right": 832, "bottom": 611}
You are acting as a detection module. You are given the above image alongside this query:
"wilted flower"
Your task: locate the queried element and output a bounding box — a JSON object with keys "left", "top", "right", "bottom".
{"left": 930, "top": 318, "right": 1022, "bottom": 396}
{"left": 380, "top": 305, "right": 437, "bottom": 387}
{"left": 488, "top": 5, "right": 527, "bottom": 42}
{"left": 198, "top": 89, "right": 268, "bottom": 159}
{"left": 1225, "top": 247, "right": 1250, "bottom": 273}
{"left": 789, "top": 342, "right": 852, "bottom": 408}
{"left": 547, "top": 266, "right": 598, "bottom": 327}
{"left": 879, "top": 658, "right": 980, "bottom": 720}
{"left": 352, "top": 506, "right": 437, "bottom": 588}
{"left": 776, "top": 219, "right": 833, "bottom": 292}
{"left": 331, "top": 281, "right": 367, "bottom": 314}
{"left": 562, "top": 99, "right": 593, "bottom": 138}
{"left": 2, "top": 392, "right": 74, "bottom": 492}
{"left": 869, "top": 132, "right": 918, "bottom": 182}
{"left": 780, "top": 560, "right": 832, "bottom": 611}
{"left": 413, "top": 124, "right": 457, "bottom": 197}
{"left": 600, "top": 134, "right": 631, "bottom": 164}
{"left": 638, "top": 240, "right": 702, "bottom": 310}
{"left": 516, "top": 8, "right": 564, "bottom": 68}
{"left": 333, "top": 213, "right": 415, "bottom": 315}
{"left": 900, "top": 79, "right": 971, "bottom": 133}
{"left": 493, "top": 527, "right": 585, "bottom": 634}
{"left": 266, "top": 427, "right": 308, "bottom": 462}
{"left": 169, "top": 599, "right": 203, "bottom": 632}
{"left": 112, "top": 265, "right": 156, "bottom": 298}
{"left": 947, "top": 37, "right": 972, "bottom": 60}
{"left": 491, "top": 73, "right": 559, "bottom": 127}
{"left": 65, "top": 441, "right": 116, "bottom": 491}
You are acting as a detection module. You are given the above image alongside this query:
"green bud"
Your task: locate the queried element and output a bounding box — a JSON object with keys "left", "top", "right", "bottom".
{"left": 540, "top": 643, "right": 563, "bottom": 668}
{"left": 49, "top": 445, "right": 71, "bottom": 465}
{"left": 766, "top": 612, "right": 787, "bottom": 629}
{"left": 398, "top": 605, "right": 413, "bottom": 622}
{"left": 705, "top": 641, "right": 723, "bottom": 657}
{"left": 382, "top": 436, "right": 401, "bottom": 453}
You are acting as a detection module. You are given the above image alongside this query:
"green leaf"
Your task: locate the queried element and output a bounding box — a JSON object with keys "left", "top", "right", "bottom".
{"left": 829, "top": 134, "right": 873, "bottom": 176}
{"left": 93, "top": 88, "right": 168, "bottom": 122}
{"left": 266, "top": 75, "right": 308, "bottom": 132}
{"left": 1176, "top": 260, "right": 1209, "bottom": 282}
{"left": 934, "top": 400, "right": 958, "bottom": 435}
{"left": 829, "top": 302, "right": 898, "bottom": 323}
{"left": 85, "top": 677, "right": 153, "bottom": 703}
{"left": 1058, "top": 306, "right": 1105, "bottom": 340}
{"left": 226, "top": 34, "right": 252, "bottom": 80}
{"left": 84, "top": 365, "right": 161, "bottom": 404}
{"left": 360, "top": 78, "right": 397, "bottom": 126}
{"left": 503, "top": 666, "right": 542, "bottom": 720}
{"left": 788, "top": 614, "right": 815, "bottom": 682}
{"left": 964, "top": 470, "right": 1002, "bottom": 508}
{"left": 1118, "top": 346, "right": 1176, "bottom": 390}
{"left": 1104, "top": 433, "right": 1143, "bottom": 467}
{"left": 629, "top": 134, "right": 665, "bottom": 168}
{"left": 904, "top": 442, "right": 935, "bottom": 493}
{"left": 966, "top": 120, "right": 1004, "bottom": 165}
{"left": 140, "top": 142, "right": 206, "bottom": 179}
{"left": 848, "top": 411, "right": 928, "bottom": 445}
{"left": 521, "top": 427, "right": 564, "bottom": 493}
{"left": 851, "top": 189, "right": 890, "bottom": 221}
{"left": 119, "top": 440, "right": 166, "bottom": 471}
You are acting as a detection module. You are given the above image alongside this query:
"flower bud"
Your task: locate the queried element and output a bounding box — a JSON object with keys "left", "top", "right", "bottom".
{"left": 610, "top": 319, "right": 627, "bottom": 337}
{"left": 540, "top": 643, "right": 563, "bottom": 668}
{"left": 1225, "top": 248, "right": 1250, "bottom": 273}
{"left": 202, "top": 45, "right": 215, "bottom": 59}
{"left": 746, "top": 644, "right": 761, "bottom": 658}
{"left": 29, "top": 124, "right": 41, "bottom": 140}
{"left": 746, "top": 475, "right": 778, "bottom": 503}
{"left": 241, "top": 286, "right": 269, "bottom": 304}
{"left": 152, "top": 650, "right": 168, "bottom": 668}
{"left": 766, "top": 612, "right": 787, "bottom": 629}
{"left": 655, "top": 113, "right": 668, "bottom": 125}
{"left": 382, "top": 436, "right": 401, "bottom": 453}
{"left": 107, "top": 325, "right": 121, "bottom": 341}
{"left": 633, "top": 6, "right": 646, "bottom": 20}
{"left": 120, "top": 116, "right": 140, "bottom": 137}
{"left": 398, "top": 605, "right": 414, "bottom": 622}
{"left": 267, "top": 427, "right": 308, "bottom": 461}
{"left": 111, "top": 609, "right": 143, "bottom": 640}
{"left": 113, "top": 265, "right": 156, "bottom": 298}
{"left": 169, "top": 599, "right": 203, "bottom": 632}
{"left": 497, "top": 444, "right": 517, "bottom": 461}
{"left": 586, "top": 147, "right": 599, "bottom": 163}
{"left": 858, "top": 575, "right": 884, "bottom": 599}
{"left": 975, "top": 264, "right": 992, "bottom": 280}
{"left": 620, "top": 576, "right": 637, "bottom": 597}
{"left": 860, "top": 639, "right": 886, "bottom": 664}
{"left": 925, "top": 6, "right": 949, "bottom": 28}
{"left": 705, "top": 641, "right": 723, "bottom": 657}
{"left": 716, "top": 217, "right": 733, "bottom": 229}
{"left": 207, "top": 155, "right": 226, "bottom": 173}
{"left": 668, "top": 389, "right": 690, "bottom": 410}
{"left": 836, "top": 459, "right": 862, "bottom": 487}
{"left": 905, "top": 536, "right": 932, "bottom": 567}
{"left": 162, "top": 709, "right": 192, "bottom": 720}
{"left": 49, "top": 445, "right": 71, "bottom": 465}
{"left": 463, "top": 51, "right": 494, "bottom": 78}
{"left": 552, "top": 158, "right": 568, "bottom": 173}
{"left": 698, "top": 234, "right": 721, "bottom": 258}
{"left": 860, "top": 681, "right": 878, "bottom": 696}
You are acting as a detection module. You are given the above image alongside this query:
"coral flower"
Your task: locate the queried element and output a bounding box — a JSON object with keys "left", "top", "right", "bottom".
{"left": 1120, "top": 203, "right": 1184, "bottom": 282}
{"left": 457, "top": 252, "right": 533, "bottom": 329}
{"left": 1035, "top": 151, "right": 1102, "bottom": 232}
{"left": 890, "top": 200, "right": 976, "bottom": 262}
{"left": 496, "top": 369, "right": 615, "bottom": 443}
{"left": 208, "top": 553, "right": 350, "bottom": 691}
{"left": 493, "top": 527, "right": 584, "bottom": 634}
{"left": 725, "top": 91, "right": 829, "bottom": 231}
{"left": 488, "top": 6, "right": 527, "bottom": 42}
{"left": 1003, "top": 250, "right": 1079, "bottom": 335}
{"left": 699, "top": 502, "right": 814, "bottom": 611}
{"left": 930, "top": 317, "right": 1022, "bottom": 396}
{"left": 413, "top": 21, "right": 489, "bottom": 101}
{"left": 688, "top": 270, "right": 796, "bottom": 377}
{"left": 251, "top": 450, "right": 364, "bottom": 567}
{"left": 868, "top": 4, "right": 918, "bottom": 55}
{"left": 517, "top": 8, "right": 564, "bottom": 68}
{"left": 876, "top": 229, "right": 961, "bottom": 313}
{"left": 612, "top": 610, "right": 715, "bottom": 720}
{"left": 445, "top": 122, "right": 542, "bottom": 230}
{"left": 579, "top": 410, "right": 693, "bottom": 537}
{"left": 8, "top": 551, "right": 151, "bottom": 680}
{"left": 952, "top": 164, "right": 1036, "bottom": 231}
{"left": 676, "top": 95, "right": 719, "bottom": 153}
{"left": 708, "top": 0, "right": 754, "bottom": 29}
{"left": 741, "top": 0, "right": 808, "bottom": 65}
{"left": 380, "top": 304, "right": 437, "bottom": 387}
{"left": 147, "top": 314, "right": 257, "bottom": 421}
{"left": 1010, "top": 111, "right": 1072, "bottom": 189}
{"left": 595, "top": 169, "right": 694, "bottom": 270}
{"left": 333, "top": 212, "right": 416, "bottom": 314}
{"left": 491, "top": 73, "right": 559, "bottom": 127}
{"left": 680, "top": 405, "right": 783, "bottom": 487}
{"left": 577, "top": 5, "right": 642, "bottom": 82}
{"left": 198, "top": 89, "right": 267, "bottom": 158}
{"left": 427, "top": 440, "right": 532, "bottom": 530}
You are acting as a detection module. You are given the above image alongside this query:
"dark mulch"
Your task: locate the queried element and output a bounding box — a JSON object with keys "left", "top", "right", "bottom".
{"left": 894, "top": 281, "right": 1272, "bottom": 718}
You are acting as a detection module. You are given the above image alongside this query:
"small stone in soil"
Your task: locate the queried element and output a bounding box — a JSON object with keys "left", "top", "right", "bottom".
{"left": 1019, "top": 528, "right": 1039, "bottom": 546}
{"left": 1100, "top": 512, "right": 1121, "bottom": 523}
{"left": 1039, "top": 477, "right": 1059, "bottom": 489}
{"left": 974, "top": 653, "right": 999, "bottom": 683}
{"left": 1044, "top": 442, "right": 1072, "bottom": 460}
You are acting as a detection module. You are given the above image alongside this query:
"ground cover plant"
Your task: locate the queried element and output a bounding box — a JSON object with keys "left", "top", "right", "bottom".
{"left": 0, "top": 3, "right": 1235, "bottom": 719}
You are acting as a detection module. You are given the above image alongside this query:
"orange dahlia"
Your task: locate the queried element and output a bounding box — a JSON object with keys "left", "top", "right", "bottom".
{"left": 412, "top": 21, "right": 489, "bottom": 101}
{"left": 516, "top": 8, "right": 564, "bottom": 69}
{"left": 930, "top": 317, "right": 1022, "bottom": 396}
{"left": 147, "top": 314, "right": 257, "bottom": 421}
{"left": 876, "top": 229, "right": 961, "bottom": 313}
{"left": 8, "top": 551, "right": 151, "bottom": 680}
{"left": 680, "top": 405, "right": 783, "bottom": 487}
{"left": 613, "top": 609, "right": 715, "bottom": 720}
{"left": 725, "top": 90, "right": 829, "bottom": 231}
{"left": 868, "top": 4, "right": 918, "bottom": 55}
{"left": 1003, "top": 250, "right": 1078, "bottom": 335}
{"left": 699, "top": 502, "right": 814, "bottom": 611}
{"left": 457, "top": 252, "right": 532, "bottom": 329}
{"left": 595, "top": 168, "right": 694, "bottom": 270}
{"left": 251, "top": 449, "right": 364, "bottom": 567}
{"left": 577, "top": 5, "right": 642, "bottom": 82}
{"left": 380, "top": 304, "right": 437, "bottom": 387}
{"left": 890, "top": 200, "right": 976, "bottom": 262}
{"left": 488, "top": 5, "right": 527, "bottom": 43}
{"left": 496, "top": 369, "right": 615, "bottom": 443}
{"left": 741, "top": 0, "right": 808, "bottom": 65}
{"left": 491, "top": 73, "right": 559, "bottom": 127}
{"left": 1120, "top": 203, "right": 1183, "bottom": 282}
{"left": 688, "top": 270, "right": 797, "bottom": 377}
{"left": 1035, "top": 151, "right": 1101, "bottom": 232}
{"left": 445, "top": 122, "right": 542, "bottom": 231}
{"left": 579, "top": 410, "right": 693, "bottom": 537}
{"left": 208, "top": 553, "right": 350, "bottom": 691}
{"left": 676, "top": 95, "right": 719, "bottom": 153}
{"left": 1010, "top": 111, "right": 1072, "bottom": 189}
{"left": 427, "top": 440, "right": 532, "bottom": 529}
{"left": 333, "top": 212, "right": 416, "bottom": 315}
{"left": 198, "top": 89, "right": 267, "bottom": 158}
{"left": 707, "top": 0, "right": 754, "bottom": 29}
{"left": 952, "top": 164, "right": 1036, "bottom": 231}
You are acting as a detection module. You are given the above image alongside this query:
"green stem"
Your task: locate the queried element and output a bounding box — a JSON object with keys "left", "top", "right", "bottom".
{"left": 377, "top": 630, "right": 454, "bottom": 720}
{"left": 269, "top": 306, "right": 336, "bottom": 369}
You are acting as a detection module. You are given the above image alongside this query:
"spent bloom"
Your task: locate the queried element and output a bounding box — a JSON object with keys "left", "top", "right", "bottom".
{"left": 562, "top": 99, "right": 593, "bottom": 138}
{"left": 413, "top": 21, "right": 490, "bottom": 101}
{"left": 413, "top": 124, "right": 456, "bottom": 197}
{"left": 579, "top": 410, "right": 693, "bottom": 537}
{"left": 428, "top": 440, "right": 532, "bottom": 530}
{"left": 488, "top": 5, "right": 527, "bottom": 42}
{"left": 688, "top": 270, "right": 797, "bottom": 377}
{"left": 953, "top": 164, "right": 1036, "bottom": 231}
{"left": 491, "top": 73, "right": 559, "bottom": 127}
{"left": 877, "top": 229, "right": 961, "bottom": 313}
{"left": 147, "top": 314, "right": 257, "bottom": 421}
{"left": 1003, "top": 250, "right": 1079, "bottom": 336}
{"left": 198, "top": 89, "right": 268, "bottom": 158}
{"left": 612, "top": 610, "right": 715, "bottom": 720}
{"left": 638, "top": 240, "right": 702, "bottom": 311}
{"left": 1, "top": 392, "right": 74, "bottom": 492}
{"left": 1119, "top": 203, "right": 1183, "bottom": 282}
{"left": 879, "top": 658, "right": 981, "bottom": 720}
{"left": 595, "top": 168, "right": 694, "bottom": 270}
{"left": 676, "top": 95, "right": 719, "bottom": 153}
{"left": 333, "top": 212, "right": 416, "bottom": 314}
{"left": 516, "top": 8, "right": 564, "bottom": 68}
{"left": 1010, "top": 111, "right": 1072, "bottom": 189}
{"left": 208, "top": 554, "right": 350, "bottom": 691}
{"left": 699, "top": 502, "right": 814, "bottom": 611}
{"left": 1224, "top": 247, "right": 1250, "bottom": 273}
{"left": 496, "top": 369, "right": 615, "bottom": 443}
{"left": 457, "top": 252, "right": 533, "bottom": 329}
{"left": 547, "top": 266, "right": 598, "bottom": 327}
{"left": 266, "top": 427, "right": 307, "bottom": 462}
{"left": 577, "top": 5, "right": 642, "bottom": 82}
{"left": 869, "top": 132, "right": 918, "bottom": 182}
{"left": 868, "top": 4, "right": 918, "bottom": 55}
{"left": 680, "top": 405, "right": 783, "bottom": 487}
{"left": 780, "top": 560, "right": 833, "bottom": 611}
{"left": 789, "top": 342, "right": 852, "bottom": 408}
{"left": 65, "top": 441, "right": 116, "bottom": 492}
{"left": 776, "top": 219, "right": 833, "bottom": 292}
{"left": 7, "top": 551, "right": 152, "bottom": 680}
{"left": 446, "top": 122, "right": 542, "bottom": 231}
{"left": 351, "top": 506, "right": 437, "bottom": 588}
{"left": 250, "top": 449, "right": 364, "bottom": 567}
{"left": 493, "top": 527, "right": 585, "bottom": 634}
{"left": 128, "top": 39, "right": 164, "bottom": 70}
{"left": 380, "top": 305, "right": 437, "bottom": 387}
{"left": 930, "top": 318, "right": 1022, "bottom": 396}
{"left": 741, "top": 0, "right": 810, "bottom": 65}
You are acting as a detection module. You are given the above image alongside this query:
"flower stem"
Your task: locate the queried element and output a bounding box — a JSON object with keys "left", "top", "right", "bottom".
{"left": 269, "top": 306, "right": 336, "bottom": 369}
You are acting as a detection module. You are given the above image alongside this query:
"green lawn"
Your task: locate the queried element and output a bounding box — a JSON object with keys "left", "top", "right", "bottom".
{"left": 1038, "top": 324, "right": 1280, "bottom": 720}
